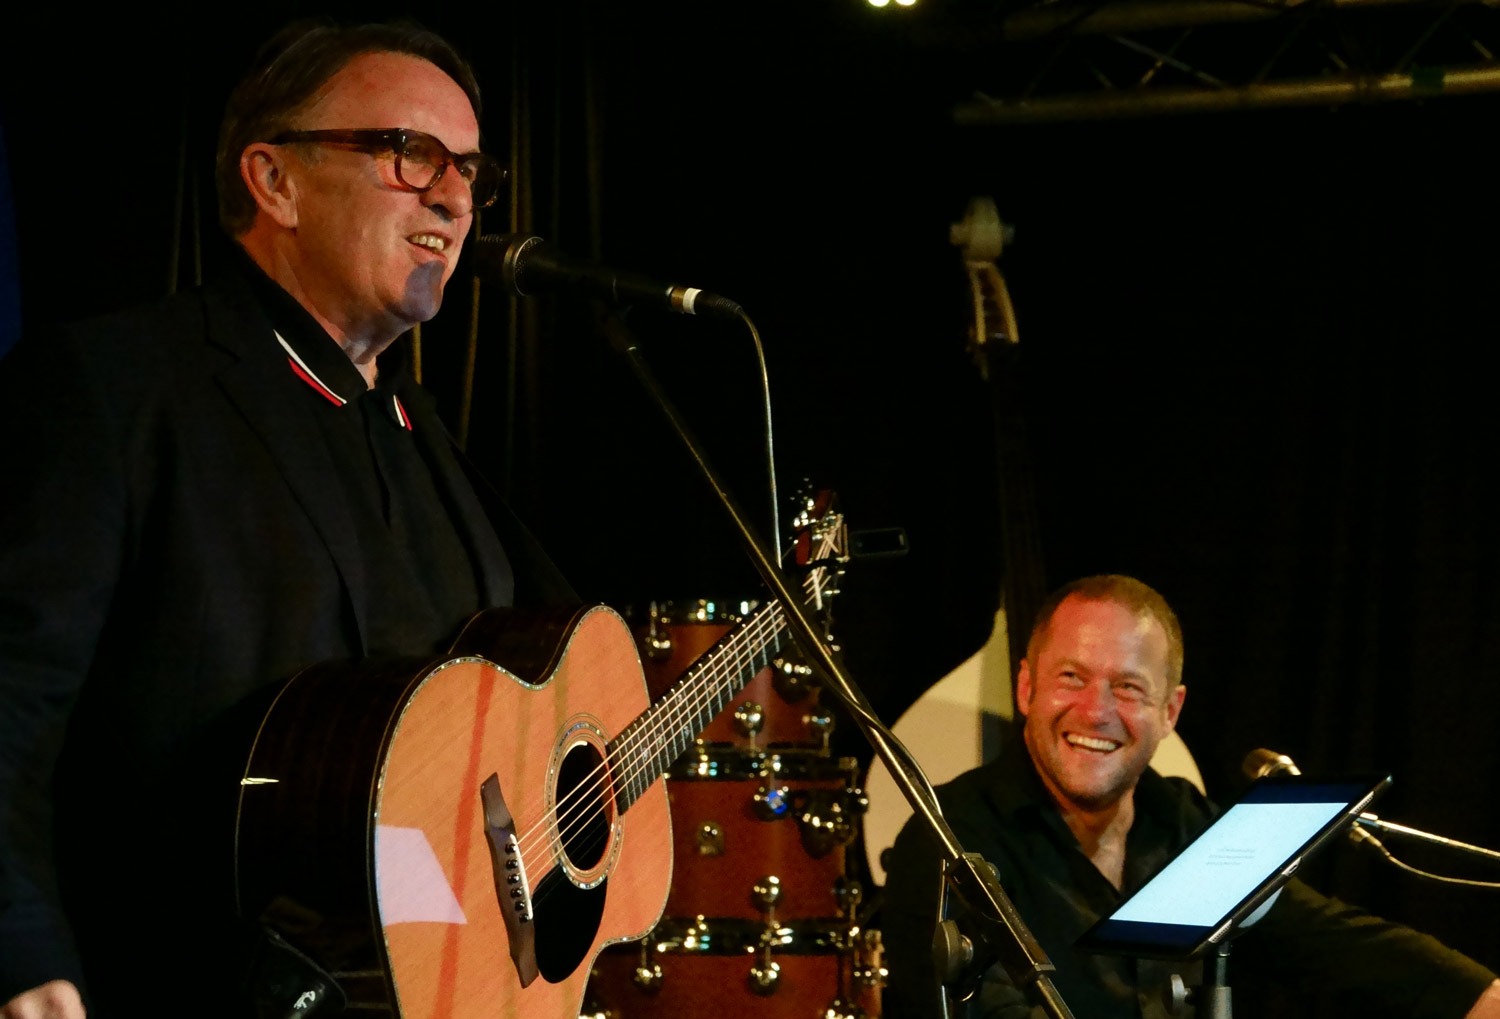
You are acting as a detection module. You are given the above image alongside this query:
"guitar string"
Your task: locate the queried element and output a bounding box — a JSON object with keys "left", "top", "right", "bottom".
{"left": 510, "top": 605, "right": 788, "bottom": 890}
{"left": 512, "top": 535, "right": 836, "bottom": 883}
{"left": 519, "top": 588, "right": 819, "bottom": 897}
{"left": 524, "top": 538, "right": 839, "bottom": 866}
{"left": 509, "top": 526, "right": 837, "bottom": 865}
{"left": 512, "top": 597, "right": 792, "bottom": 878}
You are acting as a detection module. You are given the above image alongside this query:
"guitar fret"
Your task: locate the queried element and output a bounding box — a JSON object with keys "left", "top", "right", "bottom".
{"left": 608, "top": 604, "right": 790, "bottom": 812}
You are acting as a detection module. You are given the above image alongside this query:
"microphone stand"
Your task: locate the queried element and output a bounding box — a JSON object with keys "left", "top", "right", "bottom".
{"left": 593, "top": 303, "right": 1076, "bottom": 1019}
{"left": 1357, "top": 813, "right": 1500, "bottom": 863}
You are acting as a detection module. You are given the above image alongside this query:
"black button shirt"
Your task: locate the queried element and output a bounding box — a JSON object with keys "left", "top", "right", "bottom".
{"left": 881, "top": 723, "right": 1497, "bottom": 1019}
{"left": 243, "top": 259, "right": 494, "bottom": 657}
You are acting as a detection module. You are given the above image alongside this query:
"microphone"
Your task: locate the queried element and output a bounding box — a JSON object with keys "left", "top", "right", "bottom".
{"left": 473, "top": 233, "right": 745, "bottom": 320}
{"left": 1242, "top": 747, "right": 1302, "bottom": 781}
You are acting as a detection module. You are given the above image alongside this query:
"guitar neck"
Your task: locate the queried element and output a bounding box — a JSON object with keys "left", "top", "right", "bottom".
{"left": 608, "top": 599, "right": 790, "bottom": 811}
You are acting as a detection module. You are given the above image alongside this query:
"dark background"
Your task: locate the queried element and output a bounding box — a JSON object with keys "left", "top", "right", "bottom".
{"left": 3, "top": 1, "right": 1497, "bottom": 1011}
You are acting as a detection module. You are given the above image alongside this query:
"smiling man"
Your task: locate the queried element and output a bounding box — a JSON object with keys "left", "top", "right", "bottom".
{"left": 1015, "top": 587, "right": 1185, "bottom": 893}
{"left": 0, "top": 19, "right": 571, "bottom": 1019}
{"left": 882, "top": 575, "right": 1500, "bottom": 1019}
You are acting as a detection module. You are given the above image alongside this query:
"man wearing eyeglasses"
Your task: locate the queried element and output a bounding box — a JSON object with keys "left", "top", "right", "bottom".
{"left": 0, "top": 18, "right": 571, "bottom": 1019}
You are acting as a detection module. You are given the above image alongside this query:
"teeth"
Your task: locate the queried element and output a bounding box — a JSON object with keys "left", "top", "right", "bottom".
{"left": 1065, "top": 733, "right": 1120, "bottom": 752}
{"left": 410, "top": 234, "right": 447, "bottom": 252}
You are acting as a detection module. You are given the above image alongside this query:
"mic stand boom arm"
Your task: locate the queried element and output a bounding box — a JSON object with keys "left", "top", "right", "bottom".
{"left": 594, "top": 304, "right": 1076, "bottom": 1019}
{"left": 1358, "top": 814, "right": 1500, "bottom": 863}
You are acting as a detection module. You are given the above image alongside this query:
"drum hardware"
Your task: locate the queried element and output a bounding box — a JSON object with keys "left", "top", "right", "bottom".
{"left": 824, "top": 1001, "right": 869, "bottom": 1019}
{"left": 771, "top": 655, "right": 816, "bottom": 702}
{"left": 804, "top": 705, "right": 836, "bottom": 750}
{"left": 637, "top": 598, "right": 760, "bottom": 663}
{"left": 732, "top": 700, "right": 766, "bottom": 746}
{"left": 589, "top": 585, "right": 883, "bottom": 1017}
{"left": 752, "top": 875, "right": 783, "bottom": 916}
{"left": 642, "top": 626, "right": 673, "bottom": 661}
{"left": 640, "top": 600, "right": 676, "bottom": 662}
{"left": 670, "top": 748, "right": 852, "bottom": 782}
{"left": 752, "top": 782, "right": 791, "bottom": 820}
{"left": 749, "top": 956, "right": 782, "bottom": 996}
{"left": 645, "top": 916, "right": 864, "bottom": 955}
{"left": 833, "top": 875, "right": 863, "bottom": 919}
{"left": 658, "top": 915, "right": 716, "bottom": 952}
{"left": 694, "top": 820, "right": 724, "bottom": 856}
{"left": 629, "top": 940, "right": 664, "bottom": 993}
{"left": 852, "top": 928, "right": 888, "bottom": 996}
{"left": 673, "top": 743, "right": 743, "bottom": 779}
{"left": 796, "top": 782, "right": 868, "bottom": 858}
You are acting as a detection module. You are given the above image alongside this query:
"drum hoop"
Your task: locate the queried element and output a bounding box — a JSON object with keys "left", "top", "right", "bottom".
{"left": 629, "top": 597, "right": 763, "bottom": 627}
{"left": 646, "top": 916, "right": 858, "bottom": 955}
{"left": 668, "top": 749, "right": 858, "bottom": 783}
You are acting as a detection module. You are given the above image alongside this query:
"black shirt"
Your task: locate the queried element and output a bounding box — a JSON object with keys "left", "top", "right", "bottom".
{"left": 880, "top": 723, "right": 1496, "bottom": 1019}
{"left": 243, "top": 255, "right": 507, "bottom": 655}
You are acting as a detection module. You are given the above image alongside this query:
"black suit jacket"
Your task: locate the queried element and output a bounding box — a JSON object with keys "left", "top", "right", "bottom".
{"left": 0, "top": 266, "right": 573, "bottom": 1012}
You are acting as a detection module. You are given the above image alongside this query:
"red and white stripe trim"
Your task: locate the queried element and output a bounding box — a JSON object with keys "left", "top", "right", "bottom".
{"left": 275, "top": 330, "right": 414, "bottom": 431}
{"left": 275, "top": 331, "right": 346, "bottom": 407}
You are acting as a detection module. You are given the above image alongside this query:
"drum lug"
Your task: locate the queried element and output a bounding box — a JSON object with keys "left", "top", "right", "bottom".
{"left": 804, "top": 705, "right": 836, "bottom": 749}
{"left": 771, "top": 655, "right": 815, "bottom": 703}
{"left": 642, "top": 601, "right": 674, "bottom": 661}
{"left": 747, "top": 959, "right": 781, "bottom": 996}
{"left": 751, "top": 874, "right": 782, "bottom": 915}
{"left": 751, "top": 783, "right": 791, "bottom": 821}
{"left": 834, "top": 875, "right": 864, "bottom": 917}
{"left": 749, "top": 919, "right": 783, "bottom": 996}
{"left": 795, "top": 787, "right": 861, "bottom": 857}
{"left": 630, "top": 960, "right": 664, "bottom": 993}
{"left": 695, "top": 821, "right": 724, "bottom": 856}
{"left": 732, "top": 701, "right": 765, "bottom": 744}
{"left": 853, "top": 928, "right": 889, "bottom": 994}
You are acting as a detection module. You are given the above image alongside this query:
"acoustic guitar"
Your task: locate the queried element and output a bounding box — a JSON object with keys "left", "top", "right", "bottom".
{"left": 235, "top": 494, "right": 847, "bottom": 1018}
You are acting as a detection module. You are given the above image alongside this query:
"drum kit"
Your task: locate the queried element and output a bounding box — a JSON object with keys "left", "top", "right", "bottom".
{"left": 581, "top": 598, "right": 887, "bottom": 1019}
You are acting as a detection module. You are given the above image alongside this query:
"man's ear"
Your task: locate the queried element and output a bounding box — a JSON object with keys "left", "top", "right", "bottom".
{"left": 240, "top": 143, "right": 298, "bottom": 229}
{"left": 1015, "top": 658, "right": 1033, "bottom": 718}
{"left": 1164, "top": 683, "right": 1186, "bottom": 731}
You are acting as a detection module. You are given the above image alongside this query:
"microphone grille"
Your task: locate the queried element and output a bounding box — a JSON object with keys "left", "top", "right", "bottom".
{"left": 476, "top": 232, "right": 544, "bottom": 296}
{"left": 1242, "top": 748, "right": 1301, "bottom": 781}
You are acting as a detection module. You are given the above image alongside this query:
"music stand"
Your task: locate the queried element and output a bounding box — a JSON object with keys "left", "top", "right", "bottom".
{"left": 1076, "top": 773, "right": 1392, "bottom": 1018}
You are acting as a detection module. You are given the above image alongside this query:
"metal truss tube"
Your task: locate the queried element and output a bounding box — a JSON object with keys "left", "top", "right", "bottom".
{"left": 997, "top": 0, "right": 1482, "bottom": 40}
{"left": 953, "top": 63, "right": 1500, "bottom": 123}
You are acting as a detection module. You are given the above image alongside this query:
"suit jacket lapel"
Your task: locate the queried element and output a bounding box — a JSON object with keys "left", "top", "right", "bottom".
{"left": 200, "top": 278, "right": 373, "bottom": 654}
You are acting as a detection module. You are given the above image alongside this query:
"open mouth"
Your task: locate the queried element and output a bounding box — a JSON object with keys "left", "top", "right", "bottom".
{"left": 408, "top": 233, "right": 448, "bottom": 254}
{"left": 1065, "top": 732, "right": 1121, "bottom": 754}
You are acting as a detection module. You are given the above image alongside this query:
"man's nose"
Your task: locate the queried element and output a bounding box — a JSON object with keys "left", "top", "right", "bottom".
{"left": 1072, "top": 678, "right": 1117, "bottom": 717}
{"left": 423, "top": 164, "right": 474, "bottom": 219}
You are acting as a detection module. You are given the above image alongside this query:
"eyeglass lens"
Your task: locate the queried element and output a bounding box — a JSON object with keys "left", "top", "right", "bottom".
{"left": 398, "top": 134, "right": 502, "bottom": 209}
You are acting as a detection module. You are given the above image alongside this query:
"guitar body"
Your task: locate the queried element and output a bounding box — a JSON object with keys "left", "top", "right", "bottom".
{"left": 236, "top": 603, "right": 673, "bottom": 1019}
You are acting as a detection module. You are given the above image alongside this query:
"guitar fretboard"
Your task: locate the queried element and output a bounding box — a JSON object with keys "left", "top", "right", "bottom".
{"left": 608, "top": 600, "right": 789, "bottom": 811}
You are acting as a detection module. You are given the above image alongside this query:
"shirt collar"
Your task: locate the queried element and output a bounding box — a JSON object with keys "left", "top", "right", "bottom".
{"left": 235, "top": 247, "right": 414, "bottom": 431}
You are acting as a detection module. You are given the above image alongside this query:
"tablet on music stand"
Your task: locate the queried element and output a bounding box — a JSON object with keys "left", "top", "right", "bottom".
{"left": 1076, "top": 772, "right": 1392, "bottom": 961}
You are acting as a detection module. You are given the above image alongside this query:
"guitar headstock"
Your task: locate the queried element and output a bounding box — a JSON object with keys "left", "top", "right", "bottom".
{"left": 784, "top": 485, "right": 847, "bottom": 622}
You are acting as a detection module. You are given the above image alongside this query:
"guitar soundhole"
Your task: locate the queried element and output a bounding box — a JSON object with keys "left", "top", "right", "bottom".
{"left": 557, "top": 741, "right": 612, "bottom": 873}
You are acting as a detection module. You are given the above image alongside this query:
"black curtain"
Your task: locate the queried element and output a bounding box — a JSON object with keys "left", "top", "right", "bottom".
{"left": 979, "top": 99, "right": 1500, "bottom": 1002}
{"left": 3, "top": 3, "right": 1496, "bottom": 1012}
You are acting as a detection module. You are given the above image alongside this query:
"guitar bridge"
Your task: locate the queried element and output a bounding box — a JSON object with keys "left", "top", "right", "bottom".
{"left": 481, "top": 773, "right": 539, "bottom": 986}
